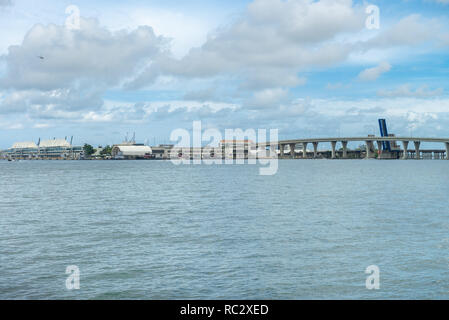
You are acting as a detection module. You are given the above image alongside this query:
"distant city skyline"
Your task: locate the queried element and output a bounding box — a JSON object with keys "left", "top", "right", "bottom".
{"left": 1, "top": 0, "right": 449, "bottom": 149}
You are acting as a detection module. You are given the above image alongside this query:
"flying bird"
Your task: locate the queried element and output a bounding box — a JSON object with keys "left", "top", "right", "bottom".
{"left": 37, "top": 56, "right": 44, "bottom": 60}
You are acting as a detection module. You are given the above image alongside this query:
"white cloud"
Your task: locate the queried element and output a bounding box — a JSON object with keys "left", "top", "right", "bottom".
{"left": 7, "top": 123, "right": 23, "bottom": 129}
{"left": 0, "top": 17, "right": 166, "bottom": 91}
{"left": 377, "top": 84, "right": 443, "bottom": 98}
{"left": 406, "top": 111, "right": 438, "bottom": 131}
{"left": 127, "top": 0, "right": 366, "bottom": 90}
{"left": 247, "top": 88, "right": 289, "bottom": 109}
{"left": 33, "top": 123, "right": 50, "bottom": 129}
{"left": 82, "top": 111, "right": 115, "bottom": 123}
{"left": 0, "top": 17, "right": 169, "bottom": 117}
{"left": 308, "top": 97, "right": 449, "bottom": 118}
{"left": 362, "top": 15, "right": 441, "bottom": 49}
{"left": 127, "top": 2, "right": 449, "bottom": 91}
{"left": 183, "top": 88, "right": 217, "bottom": 102}
{"left": 358, "top": 61, "right": 391, "bottom": 81}
{"left": 127, "top": 2, "right": 449, "bottom": 92}
{"left": 0, "top": 88, "right": 103, "bottom": 115}
{"left": 123, "top": 8, "right": 217, "bottom": 58}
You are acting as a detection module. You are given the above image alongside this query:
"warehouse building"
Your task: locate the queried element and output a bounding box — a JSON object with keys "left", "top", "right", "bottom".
{"left": 111, "top": 144, "right": 153, "bottom": 159}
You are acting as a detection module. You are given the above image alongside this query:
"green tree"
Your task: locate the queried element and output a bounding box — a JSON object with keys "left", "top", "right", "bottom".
{"left": 100, "top": 145, "right": 112, "bottom": 156}
{"left": 83, "top": 144, "right": 96, "bottom": 156}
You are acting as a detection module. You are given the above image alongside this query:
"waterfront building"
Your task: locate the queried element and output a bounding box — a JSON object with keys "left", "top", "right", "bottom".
{"left": 111, "top": 144, "right": 152, "bottom": 159}
{"left": 150, "top": 144, "right": 174, "bottom": 159}
{"left": 37, "top": 139, "right": 83, "bottom": 159}
{"left": 7, "top": 142, "right": 39, "bottom": 159}
{"left": 219, "top": 140, "right": 255, "bottom": 159}
{"left": 2, "top": 139, "right": 83, "bottom": 160}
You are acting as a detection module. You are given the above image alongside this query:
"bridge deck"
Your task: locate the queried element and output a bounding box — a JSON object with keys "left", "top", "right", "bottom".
{"left": 257, "top": 137, "right": 449, "bottom": 147}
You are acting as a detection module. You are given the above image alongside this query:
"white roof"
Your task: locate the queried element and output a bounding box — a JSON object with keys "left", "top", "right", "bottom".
{"left": 116, "top": 145, "right": 152, "bottom": 156}
{"left": 39, "top": 139, "right": 71, "bottom": 148}
{"left": 12, "top": 141, "right": 38, "bottom": 149}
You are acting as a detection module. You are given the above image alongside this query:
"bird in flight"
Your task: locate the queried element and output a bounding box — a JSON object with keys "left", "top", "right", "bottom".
{"left": 37, "top": 56, "right": 44, "bottom": 59}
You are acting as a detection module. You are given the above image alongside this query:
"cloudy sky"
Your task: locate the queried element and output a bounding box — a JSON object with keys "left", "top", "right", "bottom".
{"left": 0, "top": 0, "right": 448, "bottom": 148}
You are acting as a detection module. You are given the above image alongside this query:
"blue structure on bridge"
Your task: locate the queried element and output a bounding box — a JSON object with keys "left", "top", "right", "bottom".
{"left": 378, "top": 119, "right": 391, "bottom": 151}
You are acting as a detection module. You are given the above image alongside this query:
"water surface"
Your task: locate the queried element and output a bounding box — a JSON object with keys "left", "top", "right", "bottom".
{"left": 0, "top": 160, "right": 448, "bottom": 299}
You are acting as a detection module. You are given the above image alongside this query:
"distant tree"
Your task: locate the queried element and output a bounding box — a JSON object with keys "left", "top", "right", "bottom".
{"left": 100, "top": 145, "right": 112, "bottom": 156}
{"left": 83, "top": 144, "right": 96, "bottom": 156}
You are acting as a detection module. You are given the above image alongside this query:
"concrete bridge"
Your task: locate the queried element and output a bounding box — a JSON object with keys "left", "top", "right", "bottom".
{"left": 257, "top": 137, "right": 449, "bottom": 160}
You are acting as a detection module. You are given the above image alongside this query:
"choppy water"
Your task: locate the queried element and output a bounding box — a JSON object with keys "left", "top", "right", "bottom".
{"left": 0, "top": 160, "right": 448, "bottom": 299}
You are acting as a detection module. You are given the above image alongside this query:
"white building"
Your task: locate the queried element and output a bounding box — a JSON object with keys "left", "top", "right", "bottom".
{"left": 111, "top": 145, "right": 153, "bottom": 159}
{"left": 3, "top": 138, "right": 83, "bottom": 160}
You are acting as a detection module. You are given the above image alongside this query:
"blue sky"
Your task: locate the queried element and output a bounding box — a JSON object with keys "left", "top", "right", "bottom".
{"left": 0, "top": 0, "right": 449, "bottom": 148}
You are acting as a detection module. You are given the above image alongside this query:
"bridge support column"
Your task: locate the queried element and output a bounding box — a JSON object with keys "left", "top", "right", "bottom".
{"left": 279, "top": 144, "right": 284, "bottom": 158}
{"left": 313, "top": 142, "right": 318, "bottom": 158}
{"left": 289, "top": 143, "right": 296, "bottom": 158}
{"left": 402, "top": 141, "right": 409, "bottom": 159}
{"left": 445, "top": 142, "right": 449, "bottom": 160}
{"left": 376, "top": 141, "right": 383, "bottom": 159}
{"left": 365, "top": 141, "right": 374, "bottom": 159}
{"left": 331, "top": 141, "right": 337, "bottom": 159}
{"left": 302, "top": 142, "right": 308, "bottom": 159}
{"left": 414, "top": 141, "right": 421, "bottom": 160}
{"left": 341, "top": 141, "right": 348, "bottom": 159}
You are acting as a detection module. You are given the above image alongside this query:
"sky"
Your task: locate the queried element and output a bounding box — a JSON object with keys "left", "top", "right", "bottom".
{"left": 0, "top": 0, "right": 449, "bottom": 148}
